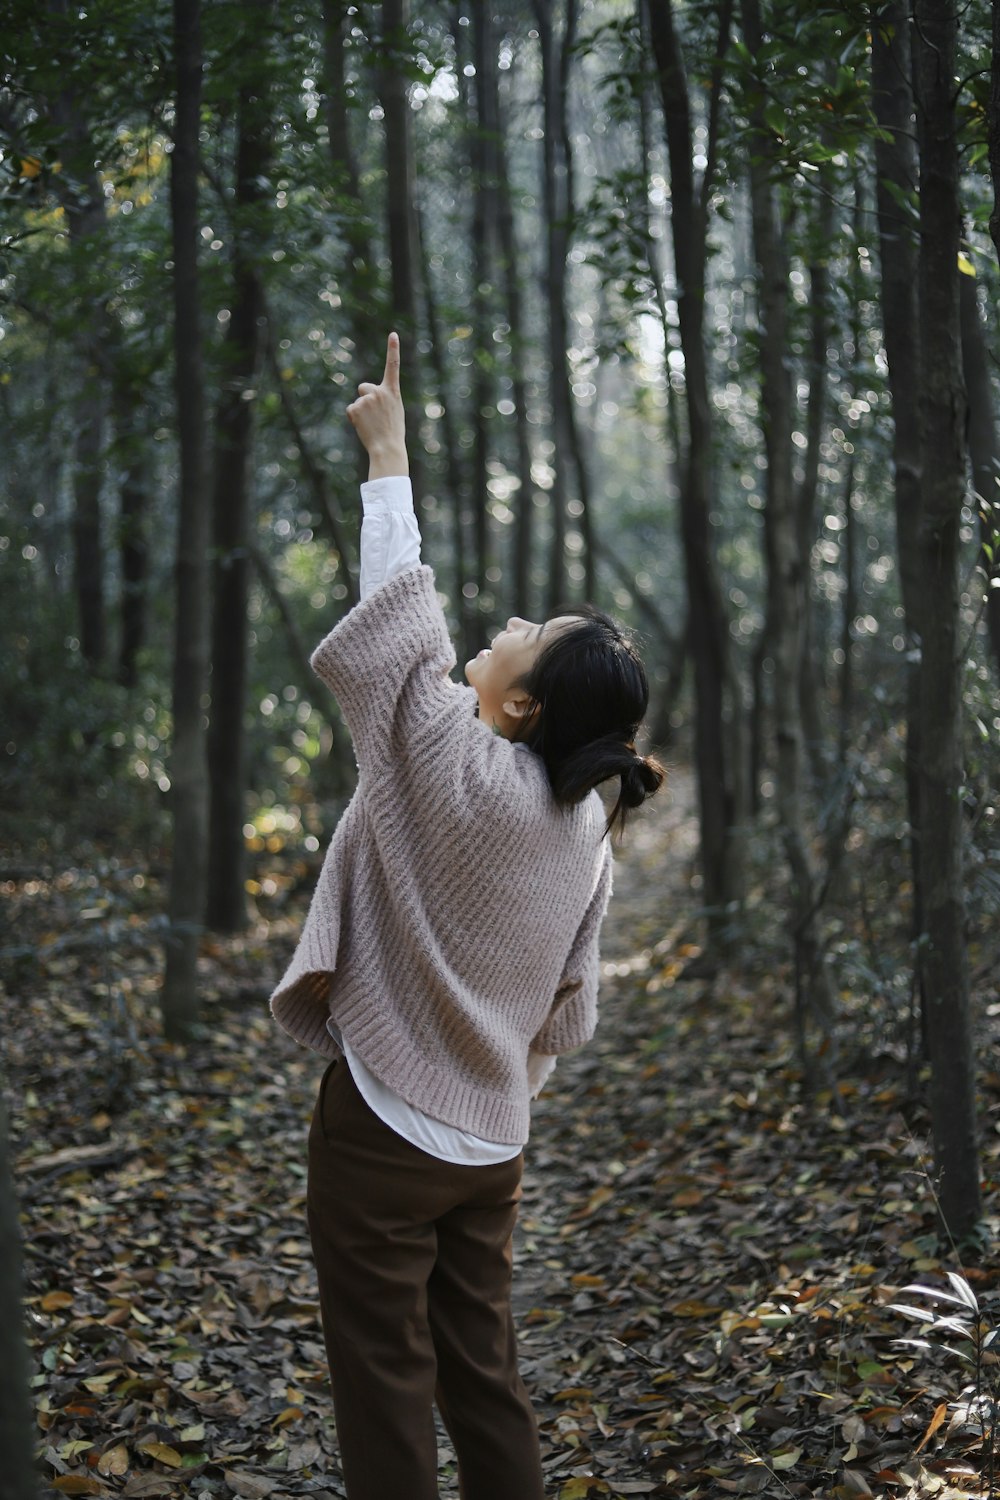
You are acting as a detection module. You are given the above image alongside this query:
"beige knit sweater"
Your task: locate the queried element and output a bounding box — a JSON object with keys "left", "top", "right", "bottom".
{"left": 269, "top": 565, "right": 613, "bottom": 1145}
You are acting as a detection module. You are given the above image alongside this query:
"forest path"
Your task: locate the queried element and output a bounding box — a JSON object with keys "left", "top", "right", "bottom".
{"left": 7, "top": 769, "right": 994, "bottom": 1500}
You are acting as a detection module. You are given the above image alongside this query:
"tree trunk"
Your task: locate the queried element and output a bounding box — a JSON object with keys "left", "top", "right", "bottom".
{"left": 555, "top": 0, "right": 595, "bottom": 602}
{"left": 495, "top": 58, "right": 535, "bottom": 618}
{"left": 161, "top": 0, "right": 210, "bottom": 1040}
{"left": 415, "top": 202, "right": 475, "bottom": 657}
{"left": 871, "top": 0, "right": 927, "bottom": 1008}
{"left": 959, "top": 267, "right": 1000, "bottom": 675}
{"left": 646, "top": 0, "right": 742, "bottom": 951}
{"left": 381, "top": 0, "right": 417, "bottom": 330}
{"left": 470, "top": 4, "right": 498, "bottom": 613}
{"left": 322, "top": 0, "right": 382, "bottom": 496}
{"left": 113, "top": 376, "right": 150, "bottom": 688}
{"left": 797, "top": 174, "right": 834, "bottom": 781}
{"left": 0, "top": 1095, "right": 37, "bottom": 1500}
{"left": 379, "top": 0, "right": 425, "bottom": 512}
{"left": 535, "top": 0, "right": 577, "bottom": 610}
{"left": 323, "top": 0, "right": 381, "bottom": 373}
{"left": 49, "top": 0, "right": 107, "bottom": 668}
{"left": 990, "top": 0, "right": 1000, "bottom": 266}
{"left": 837, "top": 452, "right": 857, "bottom": 767}
{"left": 72, "top": 372, "right": 107, "bottom": 667}
{"left": 265, "top": 319, "right": 359, "bottom": 606}
{"left": 912, "top": 0, "right": 982, "bottom": 1239}
{"left": 206, "top": 71, "right": 270, "bottom": 934}
{"left": 740, "top": 0, "right": 833, "bottom": 1039}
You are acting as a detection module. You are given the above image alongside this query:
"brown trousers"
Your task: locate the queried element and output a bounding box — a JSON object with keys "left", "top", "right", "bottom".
{"left": 306, "top": 1058, "right": 547, "bottom": 1500}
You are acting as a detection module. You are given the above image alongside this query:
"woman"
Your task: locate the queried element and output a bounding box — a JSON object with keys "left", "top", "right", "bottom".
{"left": 270, "top": 334, "right": 663, "bottom": 1499}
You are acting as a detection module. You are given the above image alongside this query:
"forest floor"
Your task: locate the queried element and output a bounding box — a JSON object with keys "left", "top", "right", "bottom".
{"left": 3, "top": 770, "right": 1000, "bottom": 1500}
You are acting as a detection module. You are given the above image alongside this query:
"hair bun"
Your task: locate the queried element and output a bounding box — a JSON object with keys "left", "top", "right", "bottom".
{"left": 621, "top": 747, "right": 665, "bottom": 809}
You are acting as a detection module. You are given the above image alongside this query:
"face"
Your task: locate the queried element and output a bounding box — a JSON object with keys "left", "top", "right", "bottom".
{"left": 465, "top": 615, "right": 579, "bottom": 736}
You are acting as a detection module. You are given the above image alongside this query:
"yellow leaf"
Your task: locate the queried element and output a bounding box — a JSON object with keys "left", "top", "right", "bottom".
{"left": 772, "top": 1446, "right": 802, "bottom": 1469}
{"left": 957, "top": 252, "right": 976, "bottom": 277}
{"left": 916, "top": 1400, "right": 948, "bottom": 1452}
{"left": 59, "top": 1442, "right": 95, "bottom": 1460}
{"left": 18, "top": 155, "right": 42, "bottom": 180}
{"left": 272, "top": 1406, "right": 303, "bottom": 1426}
{"left": 669, "top": 1298, "right": 721, "bottom": 1318}
{"left": 558, "top": 1480, "right": 610, "bottom": 1499}
{"left": 138, "top": 1442, "right": 182, "bottom": 1468}
{"left": 83, "top": 1375, "right": 115, "bottom": 1394}
{"left": 671, "top": 1187, "right": 704, "bottom": 1207}
{"left": 580, "top": 1185, "right": 614, "bottom": 1216}
{"left": 41, "top": 1290, "right": 75, "bottom": 1311}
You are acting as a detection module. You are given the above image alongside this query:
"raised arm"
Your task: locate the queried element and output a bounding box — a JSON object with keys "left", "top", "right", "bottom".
{"left": 347, "top": 332, "right": 409, "bottom": 481}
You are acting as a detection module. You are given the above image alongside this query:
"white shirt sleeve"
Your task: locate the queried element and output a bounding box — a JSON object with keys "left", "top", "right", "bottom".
{"left": 359, "top": 475, "right": 421, "bottom": 602}
{"left": 527, "top": 1048, "right": 558, "bottom": 1098}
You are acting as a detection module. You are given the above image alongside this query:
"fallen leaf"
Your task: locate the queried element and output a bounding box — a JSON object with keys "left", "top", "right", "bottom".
{"left": 97, "top": 1445, "right": 130, "bottom": 1477}
{"left": 136, "top": 1442, "right": 182, "bottom": 1468}
{"left": 41, "top": 1290, "right": 75, "bottom": 1311}
{"left": 916, "top": 1401, "right": 948, "bottom": 1453}
{"left": 224, "top": 1472, "right": 278, "bottom": 1499}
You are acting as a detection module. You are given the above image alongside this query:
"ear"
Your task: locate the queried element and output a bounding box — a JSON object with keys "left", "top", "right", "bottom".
{"left": 502, "top": 691, "right": 535, "bottom": 723}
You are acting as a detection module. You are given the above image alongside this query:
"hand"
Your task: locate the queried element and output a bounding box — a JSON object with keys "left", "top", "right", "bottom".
{"left": 346, "top": 332, "right": 409, "bottom": 480}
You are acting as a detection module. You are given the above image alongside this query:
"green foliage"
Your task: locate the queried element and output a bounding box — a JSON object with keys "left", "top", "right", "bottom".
{"left": 0, "top": 531, "right": 169, "bottom": 852}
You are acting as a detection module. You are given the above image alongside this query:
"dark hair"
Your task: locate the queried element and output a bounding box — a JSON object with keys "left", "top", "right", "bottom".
{"left": 513, "top": 606, "right": 665, "bottom": 838}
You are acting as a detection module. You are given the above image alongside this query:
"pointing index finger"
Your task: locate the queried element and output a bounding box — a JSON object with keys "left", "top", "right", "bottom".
{"left": 382, "top": 331, "right": 401, "bottom": 392}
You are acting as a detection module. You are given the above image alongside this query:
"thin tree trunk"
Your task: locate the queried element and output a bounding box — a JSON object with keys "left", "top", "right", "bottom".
{"left": 206, "top": 72, "right": 270, "bottom": 934}
{"left": 959, "top": 267, "right": 1000, "bottom": 675}
{"left": 49, "top": 0, "right": 107, "bottom": 668}
{"left": 990, "top": 0, "right": 1000, "bottom": 266}
{"left": 382, "top": 0, "right": 417, "bottom": 329}
{"left": 379, "top": 0, "right": 425, "bottom": 512}
{"left": 323, "top": 0, "right": 381, "bottom": 378}
{"left": 415, "top": 202, "right": 474, "bottom": 656}
{"left": 72, "top": 375, "right": 106, "bottom": 668}
{"left": 837, "top": 174, "right": 863, "bottom": 777}
{"left": 535, "top": 0, "right": 576, "bottom": 610}
{"left": 114, "top": 377, "right": 149, "bottom": 688}
{"left": 741, "top": 0, "right": 833, "bottom": 1041}
{"left": 912, "top": 0, "right": 982, "bottom": 1239}
{"left": 557, "top": 0, "right": 594, "bottom": 602}
{"left": 646, "top": 0, "right": 742, "bottom": 951}
{"left": 495, "top": 58, "right": 535, "bottom": 618}
{"left": 324, "top": 2, "right": 367, "bottom": 259}
{"left": 0, "top": 1095, "right": 37, "bottom": 1500}
{"left": 265, "top": 325, "right": 359, "bottom": 606}
{"left": 838, "top": 452, "right": 857, "bottom": 766}
{"left": 470, "top": 4, "right": 498, "bottom": 613}
{"left": 161, "top": 0, "right": 210, "bottom": 1039}
{"left": 871, "top": 0, "right": 926, "bottom": 1003}
{"left": 797, "top": 174, "right": 834, "bottom": 781}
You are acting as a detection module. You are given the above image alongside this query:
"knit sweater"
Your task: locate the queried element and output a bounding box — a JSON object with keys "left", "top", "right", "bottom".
{"left": 269, "top": 565, "right": 613, "bottom": 1145}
